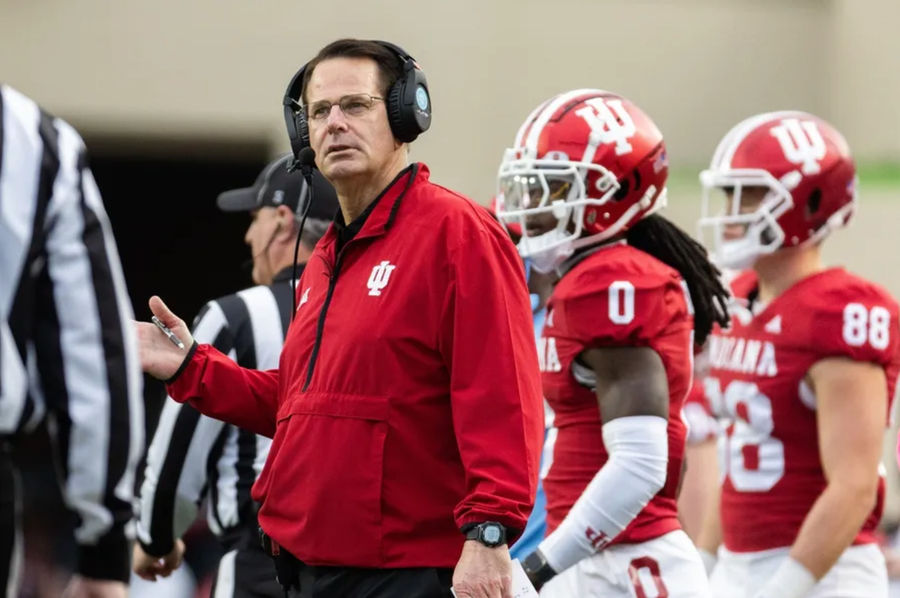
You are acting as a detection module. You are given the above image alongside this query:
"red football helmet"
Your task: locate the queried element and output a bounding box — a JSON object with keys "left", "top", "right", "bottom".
{"left": 698, "top": 111, "right": 857, "bottom": 269}
{"left": 495, "top": 89, "right": 668, "bottom": 272}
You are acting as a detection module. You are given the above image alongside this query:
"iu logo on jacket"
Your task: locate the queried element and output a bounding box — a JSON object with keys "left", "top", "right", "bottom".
{"left": 367, "top": 261, "right": 396, "bottom": 296}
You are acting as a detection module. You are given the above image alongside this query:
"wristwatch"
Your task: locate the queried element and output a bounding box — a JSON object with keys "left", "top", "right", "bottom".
{"left": 522, "top": 549, "right": 556, "bottom": 591}
{"left": 463, "top": 521, "right": 507, "bottom": 547}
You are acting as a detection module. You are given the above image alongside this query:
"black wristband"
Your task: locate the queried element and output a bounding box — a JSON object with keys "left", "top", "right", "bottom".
{"left": 523, "top": 549, "right": 556, "bottom": 590}
{"left": 165, "top": 340, "right": 198, "bottom": 384}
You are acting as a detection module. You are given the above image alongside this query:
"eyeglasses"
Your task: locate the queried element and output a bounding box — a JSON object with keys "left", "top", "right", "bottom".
{"left": 303, "top": 94, "right": 384, "bottom": 122}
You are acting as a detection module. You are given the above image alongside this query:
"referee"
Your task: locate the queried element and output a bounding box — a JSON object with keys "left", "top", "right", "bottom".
{"left": 0, "top": 85, "right": 144, "bottom": 597}
{"left": 132, "top": 154, "right": 338, "bottom": 596}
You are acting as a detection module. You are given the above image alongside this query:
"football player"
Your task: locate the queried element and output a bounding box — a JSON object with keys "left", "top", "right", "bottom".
{"left": 696, "top": 111, "right": 900, "bottom": 598}
{"left": 494, "top": 89, "right": 730, "bottom": 597}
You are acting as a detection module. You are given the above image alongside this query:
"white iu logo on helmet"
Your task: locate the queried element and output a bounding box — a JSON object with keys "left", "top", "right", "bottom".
{"left": 770, "top": 118, "right": 826, "bottom": 175}
{"left": 367, "top": 260, "right": 396, "bottom": 296}
{"left": 574, "top": 98, "right": 637, "bottom": 156}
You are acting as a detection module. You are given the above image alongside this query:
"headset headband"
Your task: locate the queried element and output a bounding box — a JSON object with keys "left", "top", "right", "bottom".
{"left": 282, "top": 39, "right": 431, "bottom": 168}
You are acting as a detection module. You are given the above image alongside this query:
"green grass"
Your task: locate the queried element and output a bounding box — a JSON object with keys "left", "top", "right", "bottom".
{"left": 667, "top": 163, "right": 900, "bottom": 190}
{"left": 857, "top": 163, "right": 900, "bottom": 187}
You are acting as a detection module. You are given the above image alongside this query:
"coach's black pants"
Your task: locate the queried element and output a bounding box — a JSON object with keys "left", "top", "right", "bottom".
{"left": 0, "top": 442, "right": 22, "bottom": 597}
{"left": 285, "top": 563, "right": 453, "bottom": 598}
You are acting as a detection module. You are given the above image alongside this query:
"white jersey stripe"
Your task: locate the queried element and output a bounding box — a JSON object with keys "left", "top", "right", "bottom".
{"left": 0, "top": 84, "right": 143, "bottom": 585}
{"left": 239, "top": 285, "right": 284, "bottom": 371}
{"left": 213, "top": 550, "right": 237, "bottom": 598}
{"left": 137, "top": 272, "right": 294, "bottom": 555}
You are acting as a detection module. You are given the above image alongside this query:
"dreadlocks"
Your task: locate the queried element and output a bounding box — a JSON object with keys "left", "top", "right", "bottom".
{"left": 626, "top": 214, "right": 731, "bottom": 345}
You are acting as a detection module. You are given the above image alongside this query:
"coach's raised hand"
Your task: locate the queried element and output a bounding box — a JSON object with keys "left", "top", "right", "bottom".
{"left": 136, "top": 295, "right": 195, "bottom": 380}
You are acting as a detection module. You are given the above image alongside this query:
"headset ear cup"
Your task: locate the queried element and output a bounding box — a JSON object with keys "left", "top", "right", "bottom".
{"left": 387, "top": 78, "right": 409, "bottom": 142}
{"left": 409, "top": 68, "right": 431, "bottom": 137}
{"left": 386, "top": 66, "right": 431, "bottom": 143}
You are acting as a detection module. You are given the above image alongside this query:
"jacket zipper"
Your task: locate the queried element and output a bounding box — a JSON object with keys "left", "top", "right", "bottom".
{"left": 302, "top": 249, "right": 346, "bottom": 391}
{"left": 300, "top": 165, "right": 418, "bottom": 391}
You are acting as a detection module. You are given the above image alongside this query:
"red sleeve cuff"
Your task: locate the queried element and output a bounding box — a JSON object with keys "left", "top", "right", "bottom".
{"left": 166, "top": 342, "right": 207, "bottom": 402}
{"left": 164, "top": 340, "right": 199, "bottom": 385}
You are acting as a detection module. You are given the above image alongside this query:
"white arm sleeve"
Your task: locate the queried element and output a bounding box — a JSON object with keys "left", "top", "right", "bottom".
{"left": 538, "top": 415, "right": 669, "bottom": 573}
{"left": 753, "top": 557, "right": 816, "bottom": 598}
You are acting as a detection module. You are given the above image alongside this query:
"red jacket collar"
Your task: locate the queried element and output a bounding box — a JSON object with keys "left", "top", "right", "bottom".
{"left": 320, "top": 163, "right": 429, "bottom": 254}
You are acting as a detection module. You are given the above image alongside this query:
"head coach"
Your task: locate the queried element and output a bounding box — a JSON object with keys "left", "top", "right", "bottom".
{"left": 136, "top": 38, "right": 544, "bottom": 598}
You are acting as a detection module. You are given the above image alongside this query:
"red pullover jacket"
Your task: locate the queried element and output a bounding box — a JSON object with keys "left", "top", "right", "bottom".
{"left": 168, "top": 164, "right": 544, "bottom": 568}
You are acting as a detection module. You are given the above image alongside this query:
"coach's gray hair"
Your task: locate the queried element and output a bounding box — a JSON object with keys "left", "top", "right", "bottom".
{"left": 297, "top": 216, "right": 332, "bottom": 249}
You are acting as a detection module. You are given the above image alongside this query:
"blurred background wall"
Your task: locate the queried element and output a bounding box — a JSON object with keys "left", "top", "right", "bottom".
{"left": 3, "top": 0, "right": 899, "bottom": 292}
{"left": 5, "top": 0, "right": 897, "bottom": 347}
{"left": 2, "top": 0, "right": 899, "bottom": 188}
{"left": 2, "top": 0, "right": 899, "bottom": 593}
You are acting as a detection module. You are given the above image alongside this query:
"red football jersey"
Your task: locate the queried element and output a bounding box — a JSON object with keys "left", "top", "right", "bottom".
{"left": 707, "top": 268, "right": 900, "bottom": 552}
{"left": 541, "top": 242, "right": 694, "bottom": 545}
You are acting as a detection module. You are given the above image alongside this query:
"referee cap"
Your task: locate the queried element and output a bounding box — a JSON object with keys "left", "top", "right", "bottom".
{"left": 217, "top": 154, "right": 338, "bottom": 220}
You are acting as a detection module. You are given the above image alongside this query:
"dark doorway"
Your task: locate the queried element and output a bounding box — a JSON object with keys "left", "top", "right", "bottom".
{"left": 87, "top": 140, "right": 270, "bottom": 322}
{"left": 87, "top": 136, "right": 273, "bottom": 425}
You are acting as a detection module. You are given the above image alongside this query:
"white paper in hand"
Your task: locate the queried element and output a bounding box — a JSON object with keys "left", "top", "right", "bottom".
{"left": 511, "top": 558, "right": 541, "bottom": 597}
{"left": 449, "top": 559, "right": 540, "bottom": 598}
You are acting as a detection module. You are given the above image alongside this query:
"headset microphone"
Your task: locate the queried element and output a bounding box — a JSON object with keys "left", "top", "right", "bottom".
{"left": 291, "top": 147, "right": 318, "bottom": 319}
{"left": 298, "top": 147, "right": 316, "bottom": 175}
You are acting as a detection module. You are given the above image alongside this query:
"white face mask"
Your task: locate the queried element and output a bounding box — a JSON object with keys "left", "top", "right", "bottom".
{"left": 520, "top": 229, "right": 574, "bottom": 273}
{"left": 714, "top": 237, "right": 762, "bottom": 270}
{"left": 700, "top": 199, "right": 786, "bottom": 270}
{"left": 698, "top": 169, "right": 793, "bottom": 271}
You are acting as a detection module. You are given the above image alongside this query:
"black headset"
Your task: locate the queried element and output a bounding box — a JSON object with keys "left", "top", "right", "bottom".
{"left": 282, "top": 40, "right": 432, "bottom": 167}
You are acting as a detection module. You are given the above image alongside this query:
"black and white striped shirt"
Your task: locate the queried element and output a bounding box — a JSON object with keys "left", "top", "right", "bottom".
{"left": 136, "top": 267, "right": 295, "bottom": 556}
{"left": 0, "top": 84, "right": 144, "bottom": 581}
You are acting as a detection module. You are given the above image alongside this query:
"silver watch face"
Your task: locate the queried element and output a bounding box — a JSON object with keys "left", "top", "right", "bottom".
{"left": 483, "top": 525, "right": 502, "bottom": 544}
